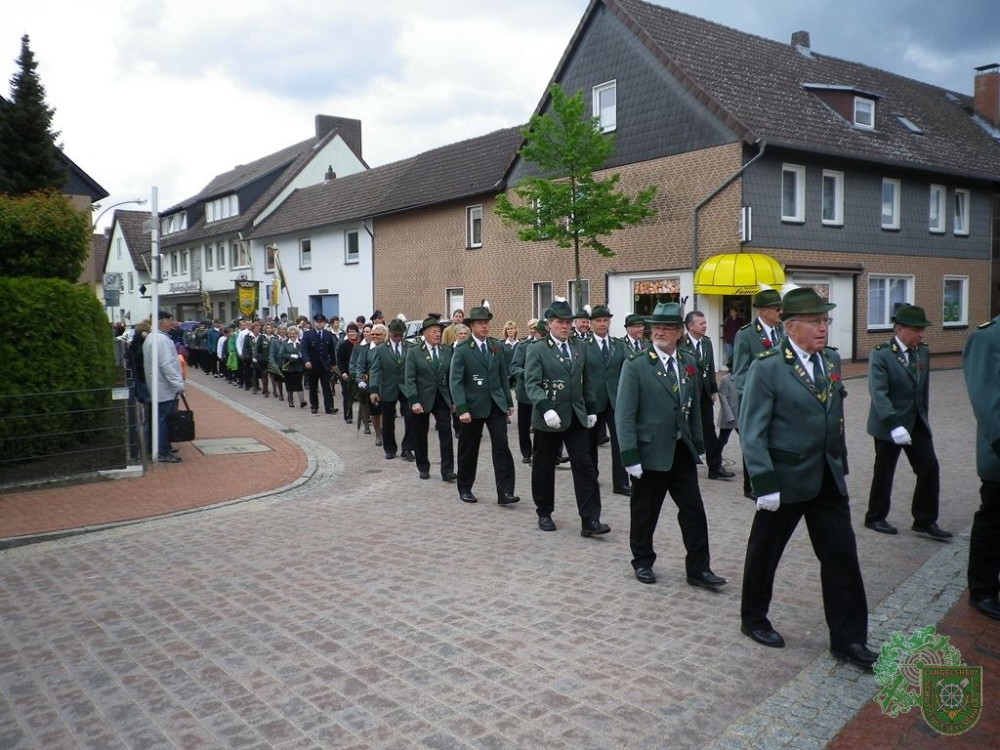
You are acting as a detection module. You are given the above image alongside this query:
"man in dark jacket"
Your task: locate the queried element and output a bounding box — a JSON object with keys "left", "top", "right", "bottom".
{"left": 301, "top": 313, "right": 338, "bottom": 415}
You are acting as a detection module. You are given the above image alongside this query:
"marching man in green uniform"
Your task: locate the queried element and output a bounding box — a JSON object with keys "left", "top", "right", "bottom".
{"left": 369, "top": 317, "right": 414, "bottom": 461}
{"left": 584, "top": 304, "right": 631, "bottom": 496}
{"left": 732, "top": 288, "right": 784, "bottom": 498}
{"left": 525, "top": 300, "right": 609, "bottom": 536}
{"left": 864, "top": 305, "right": 951, "bottom": 540}
{"left": 962, "top": 313, "right": 1000, "bottom": 621}
{"left": 449, "top": 303, "right": 519, "bottom": 506}
{"left": 616, "top": 302, "right": 725, "bottom": 587}
{"left": 403, "top": 317, "right": 456, "bottom": 482}
{"left": 739, "top": 288, "right": 876, "bottom": 669}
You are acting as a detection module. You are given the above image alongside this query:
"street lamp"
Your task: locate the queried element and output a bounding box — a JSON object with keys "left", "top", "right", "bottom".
{"left": 92, "top": 198, "right": 147, "bottom": 230}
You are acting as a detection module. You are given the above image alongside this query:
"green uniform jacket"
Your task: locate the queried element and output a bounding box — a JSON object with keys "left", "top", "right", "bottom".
{"left": 369, "top": 341, "right": 408, "bottom": 400}
{"left": 615, "top": 347, "right": 704, "bottom": 471}
{"left": 276, "top": 339, "right": 305, "bottom": 373}
{"left": 583, "top": 335, "right": 627, "bottom": 413}
{"left": 403, "top": 340, "right": 453, "bottom": 411}
{"left": 732, "top": 318, "right": 784, "bottom": 400}
{"left": 963, "top": 317, "right": 1000, "bottom": 482}
{"left": 682, "top": 333, "right": 719, "bottom": 399}
{"left": 866, "top": 338, "right": 931, "bottom": 441}
{"left": 524, "top": 336, "right": 596, "bottom": 432}
{"left": 450, "top": 337, "right": 513, "bottom": 418}
{"left": 349, "top": 341, "right": 370, "bottom": 382}
{"left": 739, "top": 342, "right": 848, "bottom": 501}
{"left": 510, "top": 339, "right": 532, "bottom": 406}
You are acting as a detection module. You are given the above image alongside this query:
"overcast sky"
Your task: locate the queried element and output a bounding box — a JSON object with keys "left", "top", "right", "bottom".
{"left": 4, "top": 0, "right": 998, "bottom": 230}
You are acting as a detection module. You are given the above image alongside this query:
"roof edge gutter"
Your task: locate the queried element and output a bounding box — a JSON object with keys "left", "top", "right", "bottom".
{"left": 691, "top": 139, "right": 767, "bottom": 274}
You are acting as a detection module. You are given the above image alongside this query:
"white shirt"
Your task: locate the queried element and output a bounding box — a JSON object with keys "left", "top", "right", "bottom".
{"left": 549, "top": 334, "right": 571, "bottom": 354}
{"left": 687, "top": 332, "right": 703, "bottom": 357}
{"left": 653, "top": 346, "right": 681, "bottom": 380}
{"left": 592, "top": 334, "right": 609, "bottom": 350}
{"left": 759, "top": 320, "right": 779, "bottom": 344}
{"left": 894, "top": 336, "right": 914, "bottom": 360}
{"left": 626, "top": 336, "right": 644, "bottom": 352}
{"left": 787, "top": 338, "right": 822, "bottom": 380}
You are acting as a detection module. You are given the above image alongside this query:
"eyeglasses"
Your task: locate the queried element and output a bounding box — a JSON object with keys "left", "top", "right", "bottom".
{"left": 793, "top": 317, "right": 833, "bottom": 327}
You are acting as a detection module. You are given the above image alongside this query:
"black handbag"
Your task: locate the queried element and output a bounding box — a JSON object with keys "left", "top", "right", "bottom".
{"left": 167, "top": 394, "right": 196, "bottom": 442}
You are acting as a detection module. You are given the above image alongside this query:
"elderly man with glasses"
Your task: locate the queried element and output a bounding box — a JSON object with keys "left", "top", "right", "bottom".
{"left": 738, "top": 288, "right": 876, "bottom": 670}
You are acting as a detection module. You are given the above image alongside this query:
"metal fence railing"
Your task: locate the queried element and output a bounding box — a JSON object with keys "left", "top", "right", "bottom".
{"left": 0, "top": 383, "right": 146, "bottom": 491}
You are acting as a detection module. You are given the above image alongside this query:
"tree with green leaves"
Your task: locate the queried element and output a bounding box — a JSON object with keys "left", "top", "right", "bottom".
{"left": 494, "top": 83, "right": 657, "bottom": 311}
{"left": 0, "top": 34, "right": 65, "bottom": 196}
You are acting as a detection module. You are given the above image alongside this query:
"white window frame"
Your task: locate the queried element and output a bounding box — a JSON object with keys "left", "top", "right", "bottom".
{"left": 781, "top": 164, "right": 806, "bottom": 223}
{"left": 216, "top": 243, "right": 226, "bottom": 269}
{"left": 593, "top": 80, "right": 617, "bottom": 133}
{"left": 821, "top": 170, "right": 844, "bottom": 226}
{"left": 467, "top": 205, "right": 483, "bottom": 248}
{"left": 942, "top": 275, "right": 968, "bottom": 327}
{"left": 299, "top": 238, "right": 312, "bottom": 269}
{"left": 868, "top": 274, "right": 914, "bottom": 330}
{"left": 881, "top": 178, "right": 901, "bottom": 230}
{"left": 532, "top": 282, "right": 553, "bottom": 320}
{"left": 116, "top": 238, "right": 123, "bottom": 259}
{"left": 568, "top": 279, "right": 590, "bottom": 309}
{"left": 264, "top": 244, "right": 276, "bottom": 274}
{"left": 854, "top": 97, "right": 875, "bottom": 129}
{"left": 205, "top": 244, "right": 213, "bottom": 271}
{"left": 180, "top": 249, "right": 189, "bottom": 275}
{"left": 170, "top": 252, "right": 178, "bottom": 277}
{"left": 231, "top": 242, "right": 250, "bottom": 270}
{"left": 929, "top": 184, "right": 947, "bottom": 233}
{"left": 446, "top": 287, "right": 464, "bottom": 317}
{"left": 953, "top": 188, "right": 970, "bottom": 236}
{"left": 345, "top": 230, "right": 360, "bottom": 264}
{"left": 127, "top": 271, "right": 134, "bottom": 293}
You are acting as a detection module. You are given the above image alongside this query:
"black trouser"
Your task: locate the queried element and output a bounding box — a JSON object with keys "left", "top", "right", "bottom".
{"left": 969, "top": 479, "right": 1000, "bottom": 600}
{"left": 629, "top": 446, "right": 709, "bottom": 574}
{"left": 741, "top": 466, "right": 869, "bottom": 649}
{"left": 517, "top": 401, "right": 533, "bottom": 460}
{"left": 699, "top": 393, "right": 723, "bottom": 473}
{"left": 412, "top": 394, "right": 454, "bottom": 477}
{"left": 340, "top": 376, "right": 353, "bottom": 420}
{"left": 532, "top": 416, "right": 600, "bottom": 521}
{"left": 307, "top": 367, "right": 334, "bottom": 412}
{"left": 209, "top": 351, "right": 219, "bottom": 376}
{"left": 588, "top": 403, "right": 628, "bottom": 491}
{"left": 456, "top": 404, "right": 514, "bottom": 498}
{"left": 865, "top": 420, "right": 939, "bottom": 525}
{"left": 380, "top": 394, "right": 411, "bottom": 457}
{"left": 242, "top": 357, "right": 254, "bottom": 390}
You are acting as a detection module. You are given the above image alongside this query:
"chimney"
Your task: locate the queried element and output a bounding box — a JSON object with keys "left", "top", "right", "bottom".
{"left": 324, "top": 166, "right": 336, "bottom": 182}
{"left": 974, "top": 64, "right": 1000, "bottom": 128}
{"left": 791, "top": 30, "right": 810, "bottom": 49}
{"left": 315, "top": 114, "right": 363, "bottom": 160}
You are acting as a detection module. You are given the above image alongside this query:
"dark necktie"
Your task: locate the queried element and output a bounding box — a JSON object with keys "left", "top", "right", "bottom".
{"left": 906, "top": 348, "right": 916, "bottom": 368}
{"left": 561, "top": 342, "right": 570, "bottom": 359}
{"left": 694, "top": 339, "right": 702, "bottom": 360}
{"left": 769, "top": 329, "right": 779, "bottom": 347}
{"left": 633, "top": 339, "right": 641, "bottom": 352}
{"left": 395, "top": 343, "right": 401, "bottom": 358}
{"left": 665, "top": 356, "right": 678, "bottom": 392}
{"left": 601, "top": 339, "right": 609, "bottom": 360}
{"left": 432, "top": 346, "right": 439, "bottom": 366}
{"left": 481, "top": 342, "right": 489, "bottom": 359}
{"left": 810, "top": 353, "right": 827, "bottom": 396}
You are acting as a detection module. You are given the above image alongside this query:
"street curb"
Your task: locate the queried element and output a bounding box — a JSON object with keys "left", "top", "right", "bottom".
{"left": 0, "top": 381, "right": 343, "bottom": 551}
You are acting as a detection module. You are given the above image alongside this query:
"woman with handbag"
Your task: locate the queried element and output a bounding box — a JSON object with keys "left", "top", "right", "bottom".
{"left": 279, "top": 325, "right": 308, "bottom": 408}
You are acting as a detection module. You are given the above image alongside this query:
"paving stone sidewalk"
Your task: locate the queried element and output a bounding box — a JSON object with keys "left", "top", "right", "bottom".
{"left": 0, "top": 366, "right": 985, "bottom": 749}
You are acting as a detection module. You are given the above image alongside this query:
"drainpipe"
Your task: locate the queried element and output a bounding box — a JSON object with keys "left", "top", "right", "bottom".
{"left": 690, "top": 140, "right": 767, "bottom": 295}
{"left": 363, "top": 219, "right": 375, "bottom": 314}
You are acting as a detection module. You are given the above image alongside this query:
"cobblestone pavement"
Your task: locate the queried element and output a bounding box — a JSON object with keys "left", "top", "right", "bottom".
{"left": 0, "top": 368, "right": 982, "bottom": 749}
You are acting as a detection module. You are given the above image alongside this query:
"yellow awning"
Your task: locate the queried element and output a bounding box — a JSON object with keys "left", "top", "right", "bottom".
{"left": 694, "top": 253, "right": 785, "bottom": 295}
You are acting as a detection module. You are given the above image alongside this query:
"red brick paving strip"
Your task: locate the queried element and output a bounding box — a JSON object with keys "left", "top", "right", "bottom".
{"left": 0, "top": 385, "right": 307, "bottom": 538}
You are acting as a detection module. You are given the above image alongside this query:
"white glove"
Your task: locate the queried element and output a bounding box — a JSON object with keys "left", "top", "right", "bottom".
{"left": 625, "top": 464, "right": 643, "bottom": 479}
{"left": 586, "top": 414, "right": 597, "bottom": 429}
{"left": 890, "top": 427, "right": 912, "bottom": 446}
{"left": 543, "top": 409, "right": 561, "bottom": 429}
{"left": 756, "top": 493, "right": 781, "bottom": 512}
{"left": 357, "top": 380, "right": 368, "bottom": 390}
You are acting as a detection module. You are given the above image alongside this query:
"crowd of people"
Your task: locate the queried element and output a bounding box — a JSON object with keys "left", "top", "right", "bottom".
{"left": 120, "top": 288, "right": 1000, "bottom": 670}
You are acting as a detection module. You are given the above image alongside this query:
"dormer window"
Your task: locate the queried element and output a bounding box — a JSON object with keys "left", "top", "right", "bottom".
{"left": 854, "top": 97, "right": 875, "bottom": 129}
{"left": 206, "top": 194, "right": 239, "bottom": 224}
{"left": 593, "top": 80, "right": 617, "bottom": 133}
{"left": 161, "top": 212, "right": 187, "bottom": 235}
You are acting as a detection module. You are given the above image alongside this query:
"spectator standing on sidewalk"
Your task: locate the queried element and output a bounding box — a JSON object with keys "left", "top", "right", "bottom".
{"left": 962, "top": 312, "right": 1000, "bottom": 621}
{"left": 863, "top": 305, "right": 951, "bottom": 541}
{"left": 143, "top": 311, "right": 185, "bottom": 463}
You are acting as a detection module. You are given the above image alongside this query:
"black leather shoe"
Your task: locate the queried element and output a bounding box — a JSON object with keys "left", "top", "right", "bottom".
{"left": 364, "top": 424, "right": 372, "bottom": 434}
{"left": 970, "top": 598, "right": 1000, "bottom": 621}
{"left": 597, "top": 436, "right": 611, "bottom": 446}
{"left": 744, "top": 491, "right": 755, "bottom": 500}
{"left": 325, "top": 409, "right": 334, "bottom": 415}
{"left": 556, "top": 455, "right": 571, "bottom": 465}
{"left": 345, "top": 418, "right": 353, "bottom": 424}
{"left": 612, "top": 486, "right": 632, "bottom": 497}
{"left": 460, "top": 493, "right": 478, "bottom": 504}
{"left": 537, "top": 515, "right": 556, "bottom": 531}
{"left": 708, "top": 469, "right": 736, "bottom": 479}
{"left": 865, "top": 519, "right": 898, "bottom": 535}
{"left": 442, "top": 472, "right": 457, "bottom": 482}
{"left": 634, "top": 567, "right": 656, "bottom": 584}
{"left": 311, "top": 408, "right": 319, "bottom": 414}
{"left": 831, "top": 643, "right": 878, "bottom": 670}
{"left": 521, "top": 456, "right": 532, "bottom": 464}
{"left": 401, "top": 451, "right": 416, "bottom": 462}
{"left": 741, "top": 624, "right": 785, "bottom": 648}
{"left": 581, "top": 519, "right": 611, "bottom": 537}
{"left": 687, "top": 571, "right": 727, "bottom": 590}
{"left": 912, "top": 522, "right": 952, "bottom": 540}
{"left": 498, "top": 493, "right": 520, "bottom": 505}
{"left": 385, "top": 453, "right": 396, "bottom": 460}
{"left": 418, "top": 471, "right": 430, "bottom": 480}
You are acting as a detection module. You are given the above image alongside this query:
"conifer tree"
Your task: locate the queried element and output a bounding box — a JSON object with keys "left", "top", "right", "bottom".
{"left": 0, "top": 34, "right": 65, "bottom": 195}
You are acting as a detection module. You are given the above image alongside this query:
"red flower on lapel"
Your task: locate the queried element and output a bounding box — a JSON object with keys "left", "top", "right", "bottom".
{"left": 830, "top": 373, "right": 840, "bottom": 382}
{"left": 684, "top": 365, "right": 696, "bottom": 377}
{"left": 762, "top": 338, "right": 772, "bottom": 348}
{"left": 490, "top": 346, "right": 497, "bottom": 354}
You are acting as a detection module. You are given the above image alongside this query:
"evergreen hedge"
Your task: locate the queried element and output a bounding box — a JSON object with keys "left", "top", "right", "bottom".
{"left": 0, "top": 277, "right": 117, "bottom": 462}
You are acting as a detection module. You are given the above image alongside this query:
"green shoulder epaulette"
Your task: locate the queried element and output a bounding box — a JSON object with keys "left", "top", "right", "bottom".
{"left": 874, "top": 342, "right": 891, "bottom": 351}
{"left": 826, "top": 345, "right": 839, "bottom": 351}
{"left": 755, "top": 348, "right": 779, "bottom": 359}
{"left": 739, "top": 323, "right": 751, "bottom": 331}
{"left": 978, "top": 320, "right": 995, "bottom": 329}
{"left": 626, "top": 349, "right": 645, "bottom": 361}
